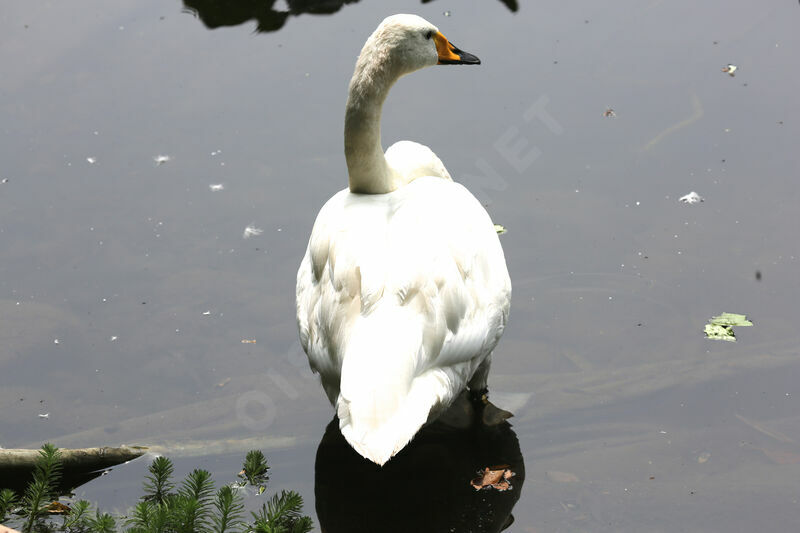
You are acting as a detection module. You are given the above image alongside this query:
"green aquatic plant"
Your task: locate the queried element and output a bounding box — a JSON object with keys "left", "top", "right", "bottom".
{"left": 251, "top": 491, "right": 314, "bottom": 533}
{"left": 22, "top": 443, "right": 63, "bottom": 533}
{"left": 61, "top": 499, "right": 92, "bottom": 531}
{"left": 142, "top": 456, "right": 174, "bottom": 505}
{"left": 239, "top": 450, "right": 270, "bottom": 490}
{"left": 1, "top": 487, "right": 19, "bottom": 522}
{"left": 211, "top": 485, "right": 244, "bottom": 533}
{"left": 1, "top": 447, "right": 312, "bottom": 533}
{"left": 87, "top": 509, "right": 117, "bottom": 533}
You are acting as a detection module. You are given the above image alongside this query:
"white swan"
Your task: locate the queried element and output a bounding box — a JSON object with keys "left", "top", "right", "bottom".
{"left": 296, "top": 14, "right": 511, "bottom": 465}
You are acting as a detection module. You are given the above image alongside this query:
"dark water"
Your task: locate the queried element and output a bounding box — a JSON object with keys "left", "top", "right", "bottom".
{"left": 1, "top": 0, "right": 799, "bottom": 531}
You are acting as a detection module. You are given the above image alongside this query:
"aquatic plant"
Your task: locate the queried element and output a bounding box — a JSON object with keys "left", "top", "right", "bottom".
{"left": 0, "top": 445, "right": 313, "bottom": 533}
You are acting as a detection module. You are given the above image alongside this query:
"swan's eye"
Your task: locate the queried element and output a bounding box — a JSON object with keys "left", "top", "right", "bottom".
{"left": 425, "top": 30, "right": 433, "bottom": 40}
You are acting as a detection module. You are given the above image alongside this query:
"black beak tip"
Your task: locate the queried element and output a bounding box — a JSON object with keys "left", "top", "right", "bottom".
{"left": 459, "top": 51, "right": 481, "bottom": 65}
{"left": 440, "top": 47, "right": 481, "bottom": 65}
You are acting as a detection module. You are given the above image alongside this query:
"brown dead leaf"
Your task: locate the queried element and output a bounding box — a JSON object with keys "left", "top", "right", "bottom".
{"left": 46, "top": 501, "right": 71, "bottom": 514}
{"left": 470, "top": 464, "right": 515, "bottom": 491}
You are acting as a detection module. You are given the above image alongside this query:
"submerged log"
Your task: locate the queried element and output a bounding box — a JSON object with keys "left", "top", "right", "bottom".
{"left": 0, "top": 445, "right": 148, "bottom": 494}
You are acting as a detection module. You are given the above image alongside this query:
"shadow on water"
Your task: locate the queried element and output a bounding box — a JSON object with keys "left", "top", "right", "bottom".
{"left": 182, "top": 0, "right": 518, "bottom": 33}
{"left": 314, "top": 404, "right": 525, "bottom": 533}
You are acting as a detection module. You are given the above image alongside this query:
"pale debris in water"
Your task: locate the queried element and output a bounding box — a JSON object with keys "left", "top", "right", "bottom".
{"left": 209, "top": 183, "right": 225, "bottom": 192}
{"left": 1, "top": 178, "right": 9, "bottom": 184}
{"left": 39, "top": 413, "right": 50, "bottom": 419}
{"left": 704, "top": 312, "right": 753, "bottom": 342}
{"left": 243, "top": 225, "right": 263, "bottom": 239}
{"left": 722, "top": 64, "right": 738, "bottom": 76}
{"left": 86, "top": 156, "right": 97, "bottom": 164}
{"left": 154, "top": 155, "right": 172, "bottom": 166}
{"left": 494, "top": 224, "right": 507, "bottom": 235}
{"left": 679, "top": 191, "right": 704, "bottom": 204}
{"left": 110, "top": 335, "right": 118, "bottom": 342}
{"left": 603, "top": 107, "right": 616, "bottom": 118}
{"left": 54, "top": 338, "right": 60, "bottom": 345}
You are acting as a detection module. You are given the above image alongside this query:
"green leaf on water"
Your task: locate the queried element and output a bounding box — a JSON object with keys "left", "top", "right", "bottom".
{"left": 494, "top": 224, "right": 507, "bottom": 235}
{"left": 705, "top": 312, "right": 753, "bottom": 342}
{"left": 709, "top": 312, "right": 753, "bottom": 327}
{"left": 704, "top": 323, "right": 737, "bottom": 341}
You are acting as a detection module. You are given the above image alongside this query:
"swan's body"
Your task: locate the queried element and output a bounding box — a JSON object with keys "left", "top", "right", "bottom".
{"left": 296, "top": 14, "right": 511, "bottom": 465}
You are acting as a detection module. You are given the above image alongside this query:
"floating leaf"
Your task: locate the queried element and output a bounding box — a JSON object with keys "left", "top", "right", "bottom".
{"left": 494, "top": 224, "right": 507, "bottom": 235}
{"left": 705, "top": 323, "right": 736, "bottom": 341}
{"left": 46, "top": 501, "right": 71, "bottom": 514}
{"left": 470, "top": 465, "right": 514, "bottom": 491}
{"left": 709, "top": 313, "right": 753, "bottom": 327}
{"left": 704, "top": 312, "right": 753, "bottom": 341}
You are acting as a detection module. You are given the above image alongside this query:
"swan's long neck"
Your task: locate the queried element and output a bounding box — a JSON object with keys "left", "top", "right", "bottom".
{"left": 344, "top": 44, "right": 402, "bottom": 194}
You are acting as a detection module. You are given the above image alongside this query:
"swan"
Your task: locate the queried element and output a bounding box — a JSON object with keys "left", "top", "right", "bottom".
{"left": 296, "top": 14, "right": 511, "bottom": 466}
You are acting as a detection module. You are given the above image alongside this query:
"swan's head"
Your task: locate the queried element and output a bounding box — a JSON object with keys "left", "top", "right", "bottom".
{"left": 361, "top": 14, "right": 480, "bottom": 79}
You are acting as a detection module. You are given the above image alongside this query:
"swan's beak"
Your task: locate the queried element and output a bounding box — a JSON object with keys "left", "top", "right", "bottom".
{"left": 433, "top": 31, "right": 480, "bottom": 65}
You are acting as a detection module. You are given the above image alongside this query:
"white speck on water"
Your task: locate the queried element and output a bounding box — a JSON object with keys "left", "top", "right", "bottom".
{"left": 679, "top": 191, "right": 704, "bottom": 204}
{"left": 54, "top": 338, "right": 60, "bottom": 345}
{"left": 110, "top": 335, "right": 118, "bottom": 342}
{"left": 209, "top": 183, "right": 225, "bottom": 192}
{"left": 243, "top": 225, "right": 263, "bottom": 239}
{"left": 154, "top": 154, "right": 172, "bottom": 166}
{"left": 86, "top": 156, "right": 97, "bottom": 164}
{"left": 721, "top": 64, "right": 738, "bottom": 76}
{"left": 38, "top": 413, "right": 49, "bottom": 419}
{"left": 202, "top": 310, "right": 211, "bottom": 316}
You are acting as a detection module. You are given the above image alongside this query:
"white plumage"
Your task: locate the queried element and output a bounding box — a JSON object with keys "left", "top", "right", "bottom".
{"left": 296, "top": 14, "right": 511, "bottom": 465}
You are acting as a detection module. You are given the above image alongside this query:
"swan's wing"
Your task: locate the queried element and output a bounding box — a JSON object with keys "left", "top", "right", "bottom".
{"left": 385, "top": 141, "right": 452, "bottom": 183}
{"left": 296, "top": 177, "right": 510, "bottom": 463}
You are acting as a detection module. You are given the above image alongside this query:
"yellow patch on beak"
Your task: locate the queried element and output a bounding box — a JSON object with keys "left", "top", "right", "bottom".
{"left": 432, "top": 31, "right": 481, "bottom": 65}
{"left": 433, "top": 31, "right": 462, "bottom": 63}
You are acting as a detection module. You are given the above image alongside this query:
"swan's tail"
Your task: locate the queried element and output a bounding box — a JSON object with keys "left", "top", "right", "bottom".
{"left": 336, "top": 306, "right": 447, "bottom": 466}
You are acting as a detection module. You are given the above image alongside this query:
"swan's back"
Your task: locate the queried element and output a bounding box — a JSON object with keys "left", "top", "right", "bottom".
{"left": 296, "top": 177, "right": 510, "bottom": 464}
{"left": 385, "top": 140, "right": 452, "bottom": 183}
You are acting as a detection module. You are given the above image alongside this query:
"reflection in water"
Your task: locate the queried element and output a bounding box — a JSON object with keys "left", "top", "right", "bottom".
{"left": 314, "top": 397, "right": 525, "bottom": 533}
{"left": 182, "top": 0, "right": 517, "bottom": 33}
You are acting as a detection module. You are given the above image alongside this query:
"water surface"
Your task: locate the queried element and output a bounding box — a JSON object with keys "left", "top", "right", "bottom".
{"left": 1, "top": 0, "right": 799, "bottom": 531}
